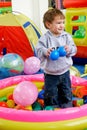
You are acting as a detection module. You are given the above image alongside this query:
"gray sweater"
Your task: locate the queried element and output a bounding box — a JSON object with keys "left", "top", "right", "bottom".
{"left": 36, "top": 31, "right": 77, "bottom": 75}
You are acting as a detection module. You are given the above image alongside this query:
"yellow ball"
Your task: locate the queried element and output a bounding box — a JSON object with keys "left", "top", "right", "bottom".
{"left": 25, "top": 105, "right": 32, "bottom": 111}
{"left": 7, "top": 99, "right": 15, "bottom": 108}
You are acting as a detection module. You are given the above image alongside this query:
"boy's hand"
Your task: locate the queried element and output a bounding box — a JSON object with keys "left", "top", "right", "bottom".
{"left": 64, "top": 45, "right": 70, "bottom": 54}
{"left": 46, "top": 48, "right": 53, "bottom": 57}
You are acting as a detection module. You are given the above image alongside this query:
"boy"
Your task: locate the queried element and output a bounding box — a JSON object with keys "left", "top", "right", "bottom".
{"left": 36, "top": 8, "right": 77, "bottom": 108}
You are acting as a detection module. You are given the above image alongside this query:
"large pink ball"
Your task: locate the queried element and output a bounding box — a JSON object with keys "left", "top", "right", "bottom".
{"left": 13, "top": 81, "right": 38, "bottom": 106}
{"left": 24, "top": 56, "right": 40, "bottom": 75}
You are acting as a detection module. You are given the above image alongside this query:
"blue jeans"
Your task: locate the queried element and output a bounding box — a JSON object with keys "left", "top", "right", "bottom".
{"left": 44, "top": 71, "right": 72, "bottom": 108}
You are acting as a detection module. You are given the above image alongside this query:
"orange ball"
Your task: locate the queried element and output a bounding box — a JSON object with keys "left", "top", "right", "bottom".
{"left": 37, "top": 99, "right": 44, "bottom": 107}
{"left": 15, "top": 105, "right": 26, "bottom": 110}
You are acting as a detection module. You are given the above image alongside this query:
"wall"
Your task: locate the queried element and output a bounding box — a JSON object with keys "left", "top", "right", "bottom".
{"left": 12, "top": 0, "right": 48, "bottom": 34}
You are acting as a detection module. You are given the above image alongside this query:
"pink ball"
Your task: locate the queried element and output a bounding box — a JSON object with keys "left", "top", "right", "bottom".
{"left": 13, "top": 81, "right": 38, "bottom": 106}
{"left": 24, "top": 56, "right": 40, "bottom": 75}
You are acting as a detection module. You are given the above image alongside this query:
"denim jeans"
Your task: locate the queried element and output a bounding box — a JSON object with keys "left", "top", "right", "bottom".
{"left": 44, "top": 71, "right": 72, "bottom": 108}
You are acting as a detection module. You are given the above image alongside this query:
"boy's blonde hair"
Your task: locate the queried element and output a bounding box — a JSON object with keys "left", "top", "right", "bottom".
{"left": 43, "top": 8, "right": 65, "bottom": 29}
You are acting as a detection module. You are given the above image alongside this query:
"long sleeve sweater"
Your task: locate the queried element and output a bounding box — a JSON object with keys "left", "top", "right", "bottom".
{"left": 36, "top": 31, "right": 77, "bottom": 75}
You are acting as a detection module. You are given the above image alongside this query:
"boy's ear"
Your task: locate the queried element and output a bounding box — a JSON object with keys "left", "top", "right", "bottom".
{"left": 45, "top": 21, "right": 51, "bottom": 29}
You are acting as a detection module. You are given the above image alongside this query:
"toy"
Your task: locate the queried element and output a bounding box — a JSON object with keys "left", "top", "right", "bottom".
{"left": 24, "top": 56, "right": 40, "bottom": 75}
{"left": 0, "top": 53, "right": 24, "bottom": 79}
{"left": 13, "top": 81, "right": 38, "bottom": 106}
{"left": 50, "top": 46, "right": 66, "bottom": 60}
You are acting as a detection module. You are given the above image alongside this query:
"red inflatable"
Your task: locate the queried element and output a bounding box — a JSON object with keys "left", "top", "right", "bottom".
{"left": 63, "top": 0, "right": 87, "bottom": 8}
{"left": 0, "top": 2, "right": 12, "bottom": 7}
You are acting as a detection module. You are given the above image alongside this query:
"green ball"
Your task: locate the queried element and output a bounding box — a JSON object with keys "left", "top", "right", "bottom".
{"left": 44, "top": 106, "right": 54, "bottom": 110}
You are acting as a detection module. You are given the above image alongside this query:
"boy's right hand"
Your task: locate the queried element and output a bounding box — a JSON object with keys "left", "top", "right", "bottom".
{"left": 46, "top": 48, "right": 53, "bottom": 57}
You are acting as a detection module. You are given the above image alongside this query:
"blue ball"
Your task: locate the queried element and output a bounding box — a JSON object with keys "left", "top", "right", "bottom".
{"left": 58, "top": 46, "right": 66, "bottom": 57}
{"left": 38, "top": 90, "right": 44, "bottom": 99}
{"left": 50, "top": 50, "right": 59, "bottom": 60}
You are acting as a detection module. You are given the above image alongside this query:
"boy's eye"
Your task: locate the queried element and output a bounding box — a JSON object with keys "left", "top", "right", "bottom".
{"left": 56, "top": 22, "right": 61, "bottom": 24}
{"left": 57, "top": 22, "right": 61, "bottom": 24}
{"left": 57, "top": 22, "right": 65, "bottom": 24}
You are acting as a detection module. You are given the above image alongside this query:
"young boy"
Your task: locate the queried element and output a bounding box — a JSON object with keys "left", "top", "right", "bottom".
{"left": 36, "top": 8, "right": 77, "bottom": 108}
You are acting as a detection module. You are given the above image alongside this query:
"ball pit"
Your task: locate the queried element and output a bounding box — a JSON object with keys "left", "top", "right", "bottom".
{"left": 0, "top": 74, "right": 87, "bottom": 130}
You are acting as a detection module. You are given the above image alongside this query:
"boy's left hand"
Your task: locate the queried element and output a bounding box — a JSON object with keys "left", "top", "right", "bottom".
{"left": 64, "top": 45, "right": 70, "bottom": 54}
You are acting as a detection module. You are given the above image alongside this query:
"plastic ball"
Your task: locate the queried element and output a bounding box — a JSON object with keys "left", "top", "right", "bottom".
{"left": 13, "top": 81, "right": 38, "bottom": 106}
{"left": 44, "top": 106, "right": 54, "bottom": 110}
{"left": 38, "top": 89, "right": 44, "bottom": 99}
{"left": 74, "top": 30, "right": 85, "bottom": 38}
{"left": 25, "top": 105, "right": 32, "bottom": 111}
{"left": 0, "top": 96, "right": 7, "bottom": 102}
{"left": 50, "top": 50, "right": 59, "bottom": 60}
{"left": 24, "top": 56, "right": 40, "bottom": 74}
{"left": 0, "top": 53, "right": 24, "bottom": 78}
{"left": 37, "top": 99, "right": 44, "bottom": 107}
{"left": 7, "top": 93, "right": 13, "bottom": 100}
{"left": 32, "top": 102, "right": 42, "bottom": 111}
{"left": 7, "top": 99, "right": 15, "bottom": 108}
{"left": 58, "top": 46, "right": 66, "bottom": 57}
{"left": 15, "top": 105, "right": 26, "bottom": 110}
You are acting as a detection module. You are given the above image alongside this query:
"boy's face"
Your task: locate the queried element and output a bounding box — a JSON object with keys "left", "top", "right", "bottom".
{"left": 46, "top": 16, "right": 65, "bottom": 36}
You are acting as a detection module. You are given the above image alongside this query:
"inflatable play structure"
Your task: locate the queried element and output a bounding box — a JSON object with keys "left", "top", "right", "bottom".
{"left": 0, "top": 11, "right": 41, "bottom": 60}
{"left": 63, "top": 0, "right": 87, "bottom": 8}
{"left": 0, "top": 1, "right": 12, "bottom": 7}
{"left": 64, "top": 0, "right": 87, "bottom": 64}
{"left": 65, "top": 8, "right": 87, "bottom": 64}
{"left": 0, "top": 74, "right": 87, "bottom": 130}
{"left": 0, "top": 1, "right": 12, "bottom": 14}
